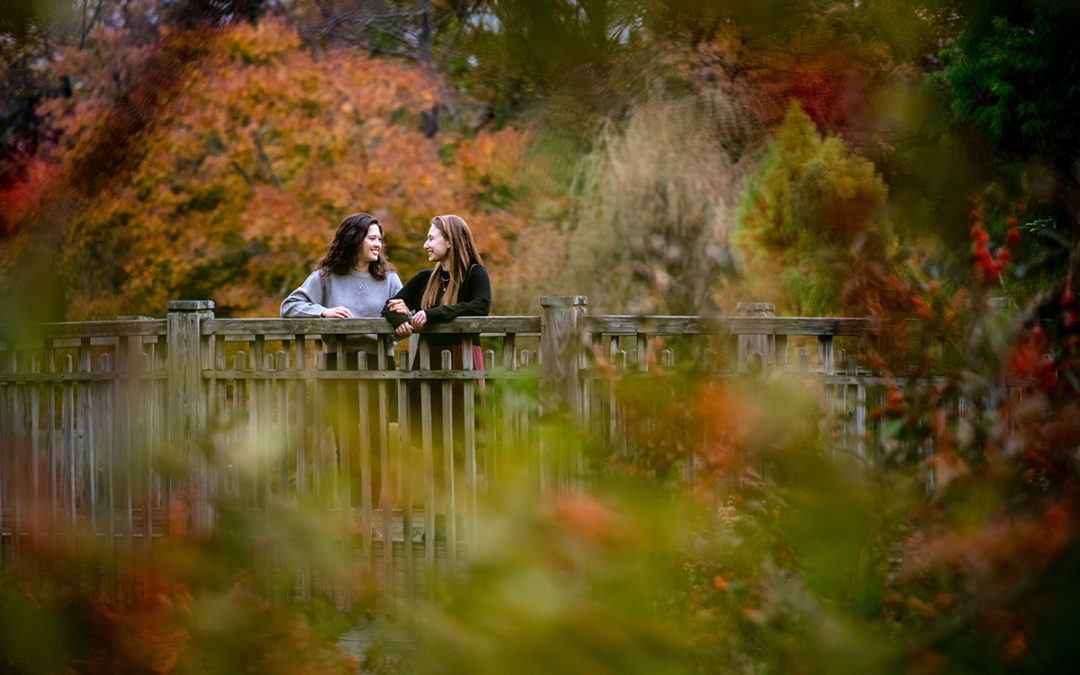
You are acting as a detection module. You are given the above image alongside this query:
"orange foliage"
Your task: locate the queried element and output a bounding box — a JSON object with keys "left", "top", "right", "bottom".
{"left": 37, "top": 17, "right": 540, "bottom": 319}
{"left": 694, "top": 381, "right": 760, "bottom": 469}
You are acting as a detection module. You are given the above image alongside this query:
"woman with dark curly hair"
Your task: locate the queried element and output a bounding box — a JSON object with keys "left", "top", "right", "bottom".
{"left": 282, "top": 213, "right": 402, "bottom": 509}
{"left": 282, "top": 212, "right": 403, "bottom": 359}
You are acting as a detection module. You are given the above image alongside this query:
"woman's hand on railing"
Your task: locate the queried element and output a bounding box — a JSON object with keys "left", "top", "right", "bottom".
{"left": 321, "top": 306, "right": 354, "bottom": 318}
{"left": 395, "top": 321, "right": 414, "bottom": 337}
{"left": 410, "top": 310, "right": 428, "bottom": 328}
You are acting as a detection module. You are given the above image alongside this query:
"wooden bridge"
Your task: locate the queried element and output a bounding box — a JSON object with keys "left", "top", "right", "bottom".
{"left": 0, "top": 297, "right": 968, "bottom": 597}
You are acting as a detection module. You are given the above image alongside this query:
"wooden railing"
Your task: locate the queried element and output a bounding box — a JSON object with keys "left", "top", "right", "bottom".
{"left": 0, "top": 297, "right": 978, "bottom": 595}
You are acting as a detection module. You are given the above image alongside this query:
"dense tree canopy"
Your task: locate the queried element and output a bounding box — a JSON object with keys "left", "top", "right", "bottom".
{"left": 7, "top": 14, "right": 545, "bottom": 319}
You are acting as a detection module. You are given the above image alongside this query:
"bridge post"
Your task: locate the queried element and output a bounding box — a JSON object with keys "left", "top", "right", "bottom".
{"left": 540, "top": 296, "right": 588, "bottom": 415}
{"left": 166, "top": 300, "right": 214, "bottom": 452}
{"left": 737, "top": 302, "right": 775, "bottom": 373}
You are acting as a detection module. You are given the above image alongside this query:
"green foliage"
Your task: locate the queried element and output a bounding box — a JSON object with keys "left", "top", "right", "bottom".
{"left": 945, "top": 0, "right": 1080, "bottom": 169}
{"left": 733, "top": 102, "right": 891, "bottom": 314}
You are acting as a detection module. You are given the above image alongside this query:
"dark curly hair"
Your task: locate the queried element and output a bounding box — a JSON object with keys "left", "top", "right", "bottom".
{"left": 317, "top": 213, "right": 395, "bottom": 280}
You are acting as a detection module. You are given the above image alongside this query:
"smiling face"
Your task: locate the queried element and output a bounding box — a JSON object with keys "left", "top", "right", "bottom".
{"left": 360, "top": 223, "right": 383, "bottom": 265}
{"left": 423, "top": 224, "right": 450, "bottom": 264}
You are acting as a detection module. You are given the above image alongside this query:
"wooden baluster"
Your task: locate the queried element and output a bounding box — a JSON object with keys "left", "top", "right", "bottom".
{"left": 247, "top": 345, "right": 263, "bottom": 504}
{"left": 333, "top": 336, "right": 349, "bottom": 511}
{"left": 313, "top": 349, "right": 325, "bottom": 499}
{"left": 77, "top": 338, "right": 91, "bottom": 544}
{"left": 263, "top": 352, "right": 275, "bottom": 502}
{"left": 377, "top": 337, "right": 392, "bottom": 589}
{"left": 441, "top": 349, "right": 456, "bottom": 566}
{"left": 499, "top": 333, "right": 517, "bottom": 475}
{"left": 233, "top": 350, "right": 249, "bottom": 506}
{"left": 29, "top": 355, "right": 41, "bottom": 554}
{"left": 776, "top": 335, "right": 788, "bottom": 371}
{"left": 294, "top": 335, "right": 307, "bottom": 497}
{"left": 44, "top": 341, "right": 57, "bottom": 551}
{"left": 276, "top": 349, "right": 289, "bottom": 497}
{"left": 604, "top": 336, "right": 617, "bottom": 447}
{"left": 614, "top": 349, "right": 627, "bottom": 458}
{"left": 62, "top": 354, "right": 75, "bottom": 549}
{"left": 419, "top": 339, "right": 435, "bottom": 571}
{"left": 0, "top": 342, "right": 7, "bottom": 557}
{"left": 396, "top": 349, "right": 412, "bottom": 597}
{"left": 482, "top": 346, "right": 495, "bottom": 501}
{"left": 100, "top": 351, "right": 116, "bottom": 552}
{"left": 10, "top": 348, "right": 24, "bottom": 563}
{"left": 660, "top": 348, "right": 674, "bottom": 369}
{"left": 463, "top": 336, "right": 477, "bottom": 555}
{"left": 818, "top": 335, "right": 835, "bottom": 375}
{"left": 358, "top": 350, "right": 372, "bottom": 565}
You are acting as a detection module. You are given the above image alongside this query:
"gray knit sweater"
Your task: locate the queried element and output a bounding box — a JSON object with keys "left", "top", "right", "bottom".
{"left": 281, "top": 269, "right": 403, "bottom": 352}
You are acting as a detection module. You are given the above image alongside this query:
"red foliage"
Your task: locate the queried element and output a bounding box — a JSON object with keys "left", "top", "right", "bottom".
{"left": 1008, "top": 327, "right": 1046, "bottom": 379}
{"left": 969, "top": 204, "right": 1025, "bottom": 286}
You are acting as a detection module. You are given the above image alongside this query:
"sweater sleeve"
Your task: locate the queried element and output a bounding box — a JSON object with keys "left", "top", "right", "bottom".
{"left": 387, "top": 272, "right": 404, "bottom": 300}
{"left": 425, "top": 264, "right": 492, "bottom": 323}
{"left": 280, "top": 271, "right": 326, "bottom": 318}
{"left": 382, "top": 269, "right": 431, "bottom": 328}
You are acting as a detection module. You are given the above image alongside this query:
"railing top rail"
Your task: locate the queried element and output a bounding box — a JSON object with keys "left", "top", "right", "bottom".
{"left": 1, "top": 314, "right": 919, "bottom": 346}
{"left": 202, "top": 316, "right": 542, "bottom": 337}
{"left": 0, "top": 319, "right": 167, "bottom": 343}
{"left": 583, "top": 315, "right": 897, "bottom": 337}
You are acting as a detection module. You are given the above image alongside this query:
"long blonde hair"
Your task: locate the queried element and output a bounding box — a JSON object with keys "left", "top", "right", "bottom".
{"left": 420, "top": 215, "right": 483, "bottom": 310}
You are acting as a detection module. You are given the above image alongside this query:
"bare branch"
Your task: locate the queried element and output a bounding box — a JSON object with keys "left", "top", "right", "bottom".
{"left": 231, "top": 161, "right": 255, "bottom": 189}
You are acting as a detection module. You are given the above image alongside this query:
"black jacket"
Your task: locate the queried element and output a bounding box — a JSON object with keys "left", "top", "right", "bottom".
{"left": 382, "top": 264, "right": 491, "bottom": 335}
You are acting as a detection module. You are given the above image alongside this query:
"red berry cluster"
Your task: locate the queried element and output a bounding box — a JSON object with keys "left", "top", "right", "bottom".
{"left": 970, "top": 207, "right": 1015, "bottom": 285}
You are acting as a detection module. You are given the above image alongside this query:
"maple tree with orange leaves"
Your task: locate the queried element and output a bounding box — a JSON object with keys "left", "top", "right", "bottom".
{"left": 29, "top": 16, "right": 542, "bottom": 319}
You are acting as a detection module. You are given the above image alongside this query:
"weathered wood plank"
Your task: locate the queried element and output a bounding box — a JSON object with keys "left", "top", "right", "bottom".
{"left": 29, "top": 357, "right": 41, "bottom": 547}
{"left": 582, "top": 315, "right": 896, "bottom": 336}
{"left": 202, "top": 316, "right": 541, "bottom": 336}
{"left": 419, "top": 340, "right": 435, "bottom": 570}
{"left": 0, "top": 320, "right": 167, "bottom": 343}
{"left": 396, "top": 349, "right": 413, "bottom": 595}
{"left": 0, "top": 371, "right": 166, "bottom": 384}
{"left": 199, "top": 369, "right": 536, "bottom": 381}
{"left": 441, "top": 350, "right": 456, "bottom": 565}
{"left": 61, "top": 354, "right": 76, "bottom": 543}
{"left": 359, "top": 351, "right": 373, "bottom": 565}
{"left": 166, "top": 301, "right": 213, "bottom": 457}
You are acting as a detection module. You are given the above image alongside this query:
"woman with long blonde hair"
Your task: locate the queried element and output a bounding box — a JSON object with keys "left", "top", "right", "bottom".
{"left": 383, "top": 214, "right": 491, "bottom": 448}
{"left": 383, "top": 214, "right": 490, "bottom": 333}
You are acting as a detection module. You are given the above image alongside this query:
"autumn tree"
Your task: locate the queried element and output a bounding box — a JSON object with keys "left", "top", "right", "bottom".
{"left": 35, "top": 16, "right": 541, "bottom": 318}
{"left": 733, "top": 102, "right": 894, "bottom": 315}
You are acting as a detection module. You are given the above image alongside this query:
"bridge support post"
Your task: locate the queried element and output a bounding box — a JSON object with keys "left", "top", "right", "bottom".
{"left": 166, "top": 300, "right": 215, "bottom": 532}
{"left": 737, "top": 302, "right": 775, "bottom": 373}
{"left": 167, "top": 300, "right": 215, "bottom": 451}
{"left": 539, "top": 296, "right": 588, "bottom": 415}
